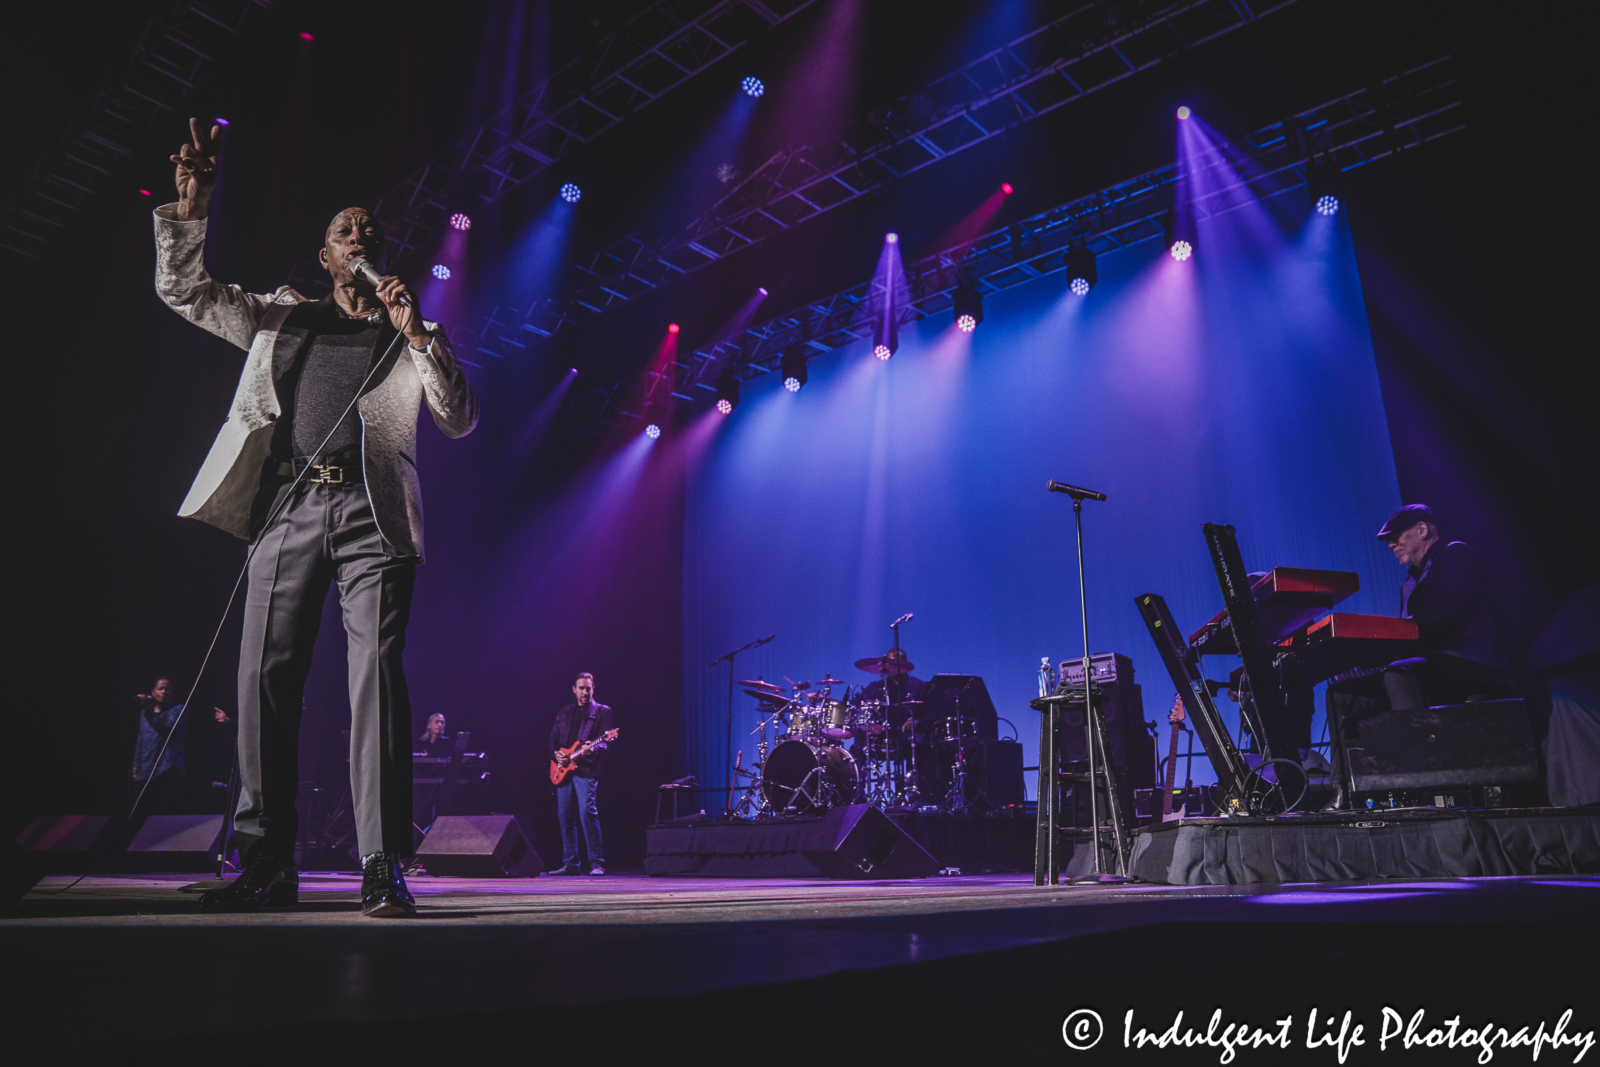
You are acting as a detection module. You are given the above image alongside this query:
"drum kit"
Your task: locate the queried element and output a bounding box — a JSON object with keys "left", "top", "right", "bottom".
{"left": 729, "top": 654, "right": 974, "bottom": 818}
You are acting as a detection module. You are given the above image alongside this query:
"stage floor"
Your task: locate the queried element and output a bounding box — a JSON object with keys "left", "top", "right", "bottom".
{"left": 7, "top": 871, "right": 1599, "bottom": 1061}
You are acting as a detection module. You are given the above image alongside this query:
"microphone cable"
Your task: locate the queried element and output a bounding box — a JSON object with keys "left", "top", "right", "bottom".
{"left": 51, "top": 323, "right": 412, "bottom": 895}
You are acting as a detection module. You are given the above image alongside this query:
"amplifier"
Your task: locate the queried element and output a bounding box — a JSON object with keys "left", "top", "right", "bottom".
{"left": 1344, "top": 699, "right": 1538, "bottom": 792}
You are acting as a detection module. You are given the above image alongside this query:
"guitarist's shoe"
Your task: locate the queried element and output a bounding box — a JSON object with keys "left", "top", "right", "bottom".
{"left": 587, "top": 866, "right": 606, "bottom": 876}
{"left": 361, "top": 852, "right": 416, "bottom": 917}
{"left": 197, "top": 858, "right": 298, "bottom": 912}
{"left": 548, "top": 866, "right": 582, "bottom": 876}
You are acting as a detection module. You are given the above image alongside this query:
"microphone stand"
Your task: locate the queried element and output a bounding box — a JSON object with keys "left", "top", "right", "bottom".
{"left": 710, "top": 634, "right": 774, "bottom": 817}
{"left": 1048, "top": 480, "right": 1127, "bottom": 882}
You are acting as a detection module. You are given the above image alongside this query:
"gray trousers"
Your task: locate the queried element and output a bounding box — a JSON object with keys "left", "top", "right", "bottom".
{"left": 234, "top": 480, "right": 416, "bottom": 863}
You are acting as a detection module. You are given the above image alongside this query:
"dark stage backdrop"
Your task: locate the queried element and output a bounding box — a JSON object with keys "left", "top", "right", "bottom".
{"left": 683, "top": 196, "right": 1403, "bottom": 797}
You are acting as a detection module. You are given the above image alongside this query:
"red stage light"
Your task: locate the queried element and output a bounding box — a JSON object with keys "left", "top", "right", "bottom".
{"left": 1001, "top": 183, "right": 1014, "bottom": 195}
{"left": 668, "top": 323, "right": 680, "bottom": 334}
{"left": 299, "top": 31, "right": 314, "bottom": 41}
{"left": 139, "top": 189, "right": 151, "bottom": 197}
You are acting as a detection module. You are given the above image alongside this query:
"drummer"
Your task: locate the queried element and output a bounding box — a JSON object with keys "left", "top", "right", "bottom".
{"left": 853, "top": 647, "right": 931, "bottom": 753}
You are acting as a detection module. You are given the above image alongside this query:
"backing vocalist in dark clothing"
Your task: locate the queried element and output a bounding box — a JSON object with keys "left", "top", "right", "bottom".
{"left": 549, "top": 673, "right": 614, "bottom": 875}
{"left": 1325, "top": 504, "right": 1510, "bottom": 795}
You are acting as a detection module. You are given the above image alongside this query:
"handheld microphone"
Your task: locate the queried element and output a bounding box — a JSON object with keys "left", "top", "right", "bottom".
{"left": 1046, "top": 479, "right": 1106, "bottom": 501}
{"left": 890, "top": 612, "right": 913, "bottom": 628}
{"left": 349, "top": 256, "right": 412, "bottom": 306}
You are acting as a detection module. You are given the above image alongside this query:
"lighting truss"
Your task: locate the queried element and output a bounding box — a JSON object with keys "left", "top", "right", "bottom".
{"left": 1, "top": 0, "right": 280, "bottom": 259}
{"left": 280, "top": 0, "right": 819, "bottom": 296}
{"left": 571, "top": 56, "right": 1465, "bottom": 435}
{"left": 465, "top": 0, "right": 1300, "bottom": 356}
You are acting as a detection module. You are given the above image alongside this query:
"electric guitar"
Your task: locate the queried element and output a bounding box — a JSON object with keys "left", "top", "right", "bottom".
{"left": 1161, "top": 695, "right": 1186, "bottom": 822}
{"left": 550, "top": 728, "right": 619, "bottom": 786}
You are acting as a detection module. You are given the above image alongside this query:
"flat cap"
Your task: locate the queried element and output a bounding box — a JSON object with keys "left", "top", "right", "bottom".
{"left": 1377, "top": 503, "right": 1436, "bottom": 540}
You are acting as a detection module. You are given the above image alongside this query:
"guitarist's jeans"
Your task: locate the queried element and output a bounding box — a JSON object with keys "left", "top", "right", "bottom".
{"left": 556, "top": 776, "right": 604, "bottom": 869}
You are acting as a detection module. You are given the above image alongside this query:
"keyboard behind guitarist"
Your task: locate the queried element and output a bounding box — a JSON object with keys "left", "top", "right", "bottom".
{"left": 1324, "top": 504, "right": 1513, "bottom": 802}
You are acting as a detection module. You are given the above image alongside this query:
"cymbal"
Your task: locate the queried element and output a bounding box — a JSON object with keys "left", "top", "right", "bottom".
{"left": 738, "top": 679, "right": 784, "bottom": 693}
{"left": 744, "top": 688, "right": 789, "bottom": 703}
{"left": 855, "top": 656, "right": 915, "bottom": 675}
{"left": 791, "top": 677, "right": 844, "bottom": 691}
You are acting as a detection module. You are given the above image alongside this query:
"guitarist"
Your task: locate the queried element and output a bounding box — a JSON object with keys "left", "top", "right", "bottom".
{"left": 549, "top": 672, "right": 613, "bottom": 875}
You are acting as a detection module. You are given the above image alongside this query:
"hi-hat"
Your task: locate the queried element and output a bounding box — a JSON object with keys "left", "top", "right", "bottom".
{"left": 855, "top": 656, "right": 914, "bottom": 675}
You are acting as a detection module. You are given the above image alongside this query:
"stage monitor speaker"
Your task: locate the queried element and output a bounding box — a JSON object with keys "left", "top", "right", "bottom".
{"left": 118, "top": 815, "right": 226, "bottom": 872}
{"left": 801, "top": 804, "right": 940, "bottom": 880}
{"left": 2, "top": 837, "right": 46, "bottom": 911}
{"left": 1345, "top": 699, "right": 1539, "bottom": 792}
{"left": 15, "top": 816, "right": 116, "bottom": 874}
{"left": 416, "top": 815, "right": 543, "bottom": 877}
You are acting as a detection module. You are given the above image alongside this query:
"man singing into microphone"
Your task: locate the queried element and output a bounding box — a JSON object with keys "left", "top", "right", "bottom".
{"left": 153, "top": 119, "right": 478, "bottom": 917}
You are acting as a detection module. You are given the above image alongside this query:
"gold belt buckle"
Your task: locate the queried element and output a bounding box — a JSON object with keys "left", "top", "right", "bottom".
{"left": 308, "top": 464, "right": 345, "bottom": 485}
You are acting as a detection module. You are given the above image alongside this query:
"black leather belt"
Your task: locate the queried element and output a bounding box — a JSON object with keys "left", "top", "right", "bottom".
{"left": 279, "top": 457, "right": 364, "bottom": 485}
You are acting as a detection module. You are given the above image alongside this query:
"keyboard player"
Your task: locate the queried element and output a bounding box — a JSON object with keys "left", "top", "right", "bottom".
{"left": 1325, "top": 504, "right": 1511, "bottom": 795}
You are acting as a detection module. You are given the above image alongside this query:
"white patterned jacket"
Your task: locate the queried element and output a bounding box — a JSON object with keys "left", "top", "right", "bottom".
{"left": 153, "top": 205, "right": 478, "bottom": 560}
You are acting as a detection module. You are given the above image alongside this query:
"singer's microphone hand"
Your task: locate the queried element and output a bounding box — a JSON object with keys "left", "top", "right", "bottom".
{"left": 374, "top": 275, "right": 430, "bottom": 347}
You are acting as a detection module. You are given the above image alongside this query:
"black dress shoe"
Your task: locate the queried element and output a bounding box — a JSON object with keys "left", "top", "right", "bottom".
{"left": 361, "top": 852, "right": 416, "bottom": 917}
{"left": 197, "top": 860, "right": 298, "bottom": 912}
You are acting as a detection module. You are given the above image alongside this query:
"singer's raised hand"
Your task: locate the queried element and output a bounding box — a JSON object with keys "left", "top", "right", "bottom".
{"left": 375, "top": 275, "right": 430, "bottom": 347}
{"left": 170, "top": 118, "right": 221, "bottom": 221}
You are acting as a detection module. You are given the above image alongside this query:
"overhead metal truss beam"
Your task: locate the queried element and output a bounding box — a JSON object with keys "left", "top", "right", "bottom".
{"left": 282, "top": 0, "right": 819, "bottom": 296}
{"left": 466, "top": 0, "right": 1300, "bottom": 356}
{"left": 2, "top": 0, "right": 280, "bottom": 259}
{"left": 565, "top": 56, "right": 1464, "bottom": 436}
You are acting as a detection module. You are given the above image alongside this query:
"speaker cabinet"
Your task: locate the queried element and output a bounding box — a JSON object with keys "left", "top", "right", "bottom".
{"left": 1345, "top": 699, "right": 1539, "bottom": 792}
{"left": 801, "top": 804, "right": 940, "bottom": 880}
{"left": 119, "top": 815, "right": 225, "bottom": 872}
{"left": 416, "top": 815, "right": 543, "bottom": 877}
{"left": 15, "top": 816, "right": 115, "bottom": 874}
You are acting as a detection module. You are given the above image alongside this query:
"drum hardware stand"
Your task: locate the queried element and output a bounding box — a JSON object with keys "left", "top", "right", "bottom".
{"left": 1035, "top": 479, "right": 1129, "bottom": 884}
{"left": 711, "top": 633, "right": 775, "bottom": 816}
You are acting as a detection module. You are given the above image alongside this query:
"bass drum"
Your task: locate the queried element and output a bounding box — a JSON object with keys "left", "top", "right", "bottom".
{"left": 762, "top": 739, "right": 859, "bottom": 815}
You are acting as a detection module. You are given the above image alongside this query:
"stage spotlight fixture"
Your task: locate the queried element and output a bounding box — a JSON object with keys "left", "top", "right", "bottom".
{"left": 668, "top": 323, "right": 680, "bottom": 334}
{"left": 139, "top": 189, "right": 151, "bottom": 197}
{"left": 951, "top": 283, "right": 983, "bottom": 333}
{"left": 757, "top": 287, "right": 768, "bottom": 297}
{"left": 1176, "top": 105, "right": 1191, "bottom": 121}
{"left": 1163, "top": 210, "right": 1196, "bottom": 262}
{"left": 299, "top": 31, "right": 314, "bottom": 41}
{"left": 560, "top": 183, "right": 582, "bottom": 203}
{"left": 873, "top": 344, "right": 893, "bottom": 361}
{"left": 1065, "top": 244, "right": 1097, "bottom": 296}
{"left": 715, "top": 372, "right": 741, "bottom": 414}
{"left": 1001, "top": 182, "right": 1014, "bottom": 195}
{"left": 431, "top": 264, "right": 451, "bottom": 280}
{"left": 449, "top": 212, "right": 471, "bottom": 231}
{"left": 885, "top": 232, "right": 898, "bottom": 244}
{"left": 1308, "top": 157, "right": 1342, "bottom": 217}
{"left": 214, "top": 117, "right": 231, "bottom": 127}
{"left": 645, "top": 423, "right": 661, "bottom": 440}
{"left": 780, "top": 349, "right": 809, "bottom": 392}
{"left": 742, "top": 76, "right": 765, "bottom": 98}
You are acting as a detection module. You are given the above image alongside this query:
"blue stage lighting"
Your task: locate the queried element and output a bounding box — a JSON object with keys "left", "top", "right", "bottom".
{"left": 1169, "top": 240, "right": 1193, "bottom": 262}
{"left": 560, "top": 183, "right": 582, "bottom": 203}
{"left": 431, "top": 264, "right": 451, "bottom": 280}
{"left": 873, "top": 344, "right": 892, "bottom": 361}
{"left": 1065, "top": 244, "right": 1097, "bottom": 296}
{"left": 1176, "top": 105, "right": 1191, "bottom": 121}
{"left": 645, "top": 423, "right": 661, "bottom": 440}
{"left": 741, "top": 76, "right": 764, "bottom": 98}
{"left": 780, "top": 349, "right": 808, "bottom": 392}
{"left": 1315, "top": 194, "right": 1340, "bottom": 216}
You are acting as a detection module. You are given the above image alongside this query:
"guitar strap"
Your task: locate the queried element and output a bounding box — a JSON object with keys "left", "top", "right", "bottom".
{"left": 577, "top": 705, "right": 598, "bottom": 744}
